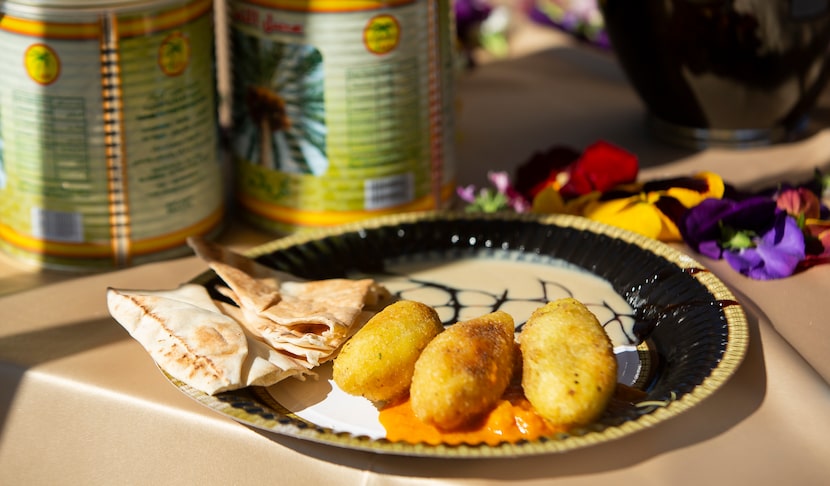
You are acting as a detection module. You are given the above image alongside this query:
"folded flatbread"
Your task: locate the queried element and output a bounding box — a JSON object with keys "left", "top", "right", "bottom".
{"left": 187, "top": 236, "right": 297, "bottom": 313}
{"left": 107, "top": 284, "right": 311, "bottom": 395}
{"left": 187, "top": 237, "right": 392, "bottom": 366}
{"left": 108, "top": 238, "right": 392, "bottom": 395}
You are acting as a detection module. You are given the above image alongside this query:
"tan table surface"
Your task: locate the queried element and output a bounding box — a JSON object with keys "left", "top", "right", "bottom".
{"left": 2, "top": 12, "right": 830, "bottom": 486}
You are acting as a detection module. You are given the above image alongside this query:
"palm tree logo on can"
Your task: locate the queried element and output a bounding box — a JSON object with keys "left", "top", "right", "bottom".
{"left": 363, "top": 14, "right": 400, "bottom": 55}
{"left": 24, "top": 44, "right": 60, "bottom": 85}
{"left": 158, "top": 31, "right": 191, "bottom": 76}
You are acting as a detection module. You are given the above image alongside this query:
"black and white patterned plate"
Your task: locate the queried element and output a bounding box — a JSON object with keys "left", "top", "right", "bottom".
{"left": 167, "top": 211, "right": 748, "bottom": 457}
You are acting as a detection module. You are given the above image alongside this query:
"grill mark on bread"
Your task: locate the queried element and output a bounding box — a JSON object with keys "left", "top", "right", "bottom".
{"left": 128, "top": 293, "right": 228, "bottom": 381}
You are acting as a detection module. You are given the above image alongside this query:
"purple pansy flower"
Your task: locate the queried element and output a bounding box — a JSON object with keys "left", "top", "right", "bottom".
{"left": 680, "top": 197, "right": 806, "bottom": 280}
{"left": 723, "top": 212, "right": 805, "bottom": 279}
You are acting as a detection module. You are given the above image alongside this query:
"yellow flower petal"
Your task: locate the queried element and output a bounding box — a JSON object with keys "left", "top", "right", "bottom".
{"left": 531, "top": 186, "right": 566, "bottom": 214}
{"left": 564, "top": 192, "right": 602, "bottom": 215}
{"left": 698, "top": 171, "right": 725, "bottom": 199}
{"left": 662, "top": 171, "right": 724, "bottom": 207}
{"left": 584, "top": 197, "right": 664, "bottom": 239}
{"left": 664, "top": 187, "right": 709, "bottom": 207}
{"left": 656, "top": 212, "right": 682, "bottom": 241}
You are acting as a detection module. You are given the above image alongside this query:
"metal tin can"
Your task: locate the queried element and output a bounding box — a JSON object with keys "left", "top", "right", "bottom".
{"left": 0, "top": 0, "right": 224, "bottom": 270}
{"left": 228, "top": 0, "right": 455, "bottom": 233}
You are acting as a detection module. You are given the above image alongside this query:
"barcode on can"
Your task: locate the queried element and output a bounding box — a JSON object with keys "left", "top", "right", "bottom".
{"left": 364, "top": 173, "right": 415, "bottom": 210}
{"left": 30, "top": 207, "right": 84, "bottom": 243}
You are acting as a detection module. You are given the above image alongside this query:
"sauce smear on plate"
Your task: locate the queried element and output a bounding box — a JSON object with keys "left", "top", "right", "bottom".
{"left": 379, "top": 384, "right": 563, "bottom": 445}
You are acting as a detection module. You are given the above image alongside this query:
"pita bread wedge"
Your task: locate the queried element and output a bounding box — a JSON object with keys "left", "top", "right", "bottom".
{"left": 108, "top": 238, "right": 395, "bottom": 395}
{"left": 217, "top": 296, "right": 345, "bottom": 366}
{"left": 215, "top": 299, "right": 325, "bottom": 368}
{"left": 245, "top": 279, "right": 384, "bottom": 366}
{"left": 188, "top": 237, "right": 394, "bottom": 367}
{"left": 108, "top": 284, "right": 314, "bottom": 395}
{"left": 242, "top": 332, "right": 315, "bottom": 386}
{"left": 187, "top": 236, "right": 297, "bottom": 313}
{"left": 265, "top": 279, "right": 373, "bottom": 332}
{"left": 187, "top": 236, "right": 296, "bottom": 284}
{"left": 107, "top": 284, "right": 249, "bottom": 395}
{"left": 216, "top": 298, "right": 316, "bottom": 386}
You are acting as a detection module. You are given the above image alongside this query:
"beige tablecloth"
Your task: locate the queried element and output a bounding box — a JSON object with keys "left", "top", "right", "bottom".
{"left": 2, "top": 11, "right": 830, "bottom": 486}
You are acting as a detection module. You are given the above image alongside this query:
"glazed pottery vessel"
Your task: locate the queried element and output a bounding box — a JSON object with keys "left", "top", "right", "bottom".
{"left": 599, "top": 0, "right": 830, "bottom": 147}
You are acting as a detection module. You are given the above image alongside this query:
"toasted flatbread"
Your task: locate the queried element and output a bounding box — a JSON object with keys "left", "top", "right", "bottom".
{"left": 187, "top": 236, "right": 298, "bottom": 313}
{"left": 107, "top": 284, "right": 313, "bottom": 395}
{"left": 188, "top": 237, "right": 392, "bottom": 366}
{"left": 214, "top": 299, "right": 325, "bottom": 367}
{"left": 242, "top": 333, "right": 315, "bottom": 386}
{"left": 108, "top": 239, "right": 392, "bottom": 395}
{"left": 107, "top": 284, "right": 248, "bottom": 395}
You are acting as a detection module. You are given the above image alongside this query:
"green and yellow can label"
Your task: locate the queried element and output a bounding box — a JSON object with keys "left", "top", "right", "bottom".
{"left": 229, "top": 0, "right": 455, "bottom": 233}
{"left": 0, "top": 0, "right": 223, "bottom": 269}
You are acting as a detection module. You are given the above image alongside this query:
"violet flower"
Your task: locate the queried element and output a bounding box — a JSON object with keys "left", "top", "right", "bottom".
{"left": 455, "top": 0, "right": 492, "bottom": 22}
{"left": 454, "top": 0, "right": 493, "bottom": 67}
{"left": 680, "top": 197, "right": 806, "bottom": 280}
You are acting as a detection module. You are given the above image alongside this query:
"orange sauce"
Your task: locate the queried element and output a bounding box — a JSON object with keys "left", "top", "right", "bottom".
{"left": 378, "top": 385, "right": 564, "bottom": 446}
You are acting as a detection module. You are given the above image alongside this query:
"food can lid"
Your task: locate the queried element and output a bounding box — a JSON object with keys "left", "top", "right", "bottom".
{"left": 1, "top": 0, "right": 201, "bottom": 14}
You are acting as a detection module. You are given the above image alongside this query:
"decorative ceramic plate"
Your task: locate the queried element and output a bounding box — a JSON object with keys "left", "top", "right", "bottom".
{"left": 170, "top": 211, "right": 748, "bottom": 457}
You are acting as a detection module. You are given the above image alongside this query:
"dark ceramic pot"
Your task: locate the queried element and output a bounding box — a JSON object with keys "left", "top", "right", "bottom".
{"left": 599, "top": 0, "right": 830, "bottom": 147}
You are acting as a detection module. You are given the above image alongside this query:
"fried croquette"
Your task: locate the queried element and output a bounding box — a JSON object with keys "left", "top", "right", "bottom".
{"left": 409, "top": 310, "right": 516, "bottom": 430}
{"left": 332, "top": 300, "right": 443, "bottom": 407}
{"left": 519, "top": 298, "right": 617, "bottom": 429}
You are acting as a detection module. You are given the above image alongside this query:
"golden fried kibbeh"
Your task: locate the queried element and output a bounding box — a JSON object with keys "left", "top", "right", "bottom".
{"left": 520, "top": 298, "right": 617, "bottom": 429}
{"left": 410, "top": 311, "right": 516, "bottom": 430}
{"left": 333, "top": 300, "right": 443, "bottom": 407}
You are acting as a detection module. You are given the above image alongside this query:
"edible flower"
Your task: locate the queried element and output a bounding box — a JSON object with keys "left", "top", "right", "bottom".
{"left": 454, "top": 0, "right": 511, "bottom": 67}
{"left": 776, "top": 187, "right": 821, "bottom": 221}
{"left": 775, "top": 186, "right": 830, "bottom": 269}
{"left": 455, "top": 139, "right": 830, "bottom": 280}
{"left": 515, "top": 141, "right": 722, "bottom": 240}
{"left": 515, "top": 140, "right": 638, "bottom": 200}
{"left": 801, "top": 220, "right": 830, "bottom": 269}
{"left": 581, "top": 172, "right": 725, "bottom": 241}
{"left": 455, "top": 0, "right": 492, "bottom": 62}
{"left": 679, "top": 197, "right": 805, "bottom": 280}
{"left": 457, "top": 171, "right": 530, "bottom": 213}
